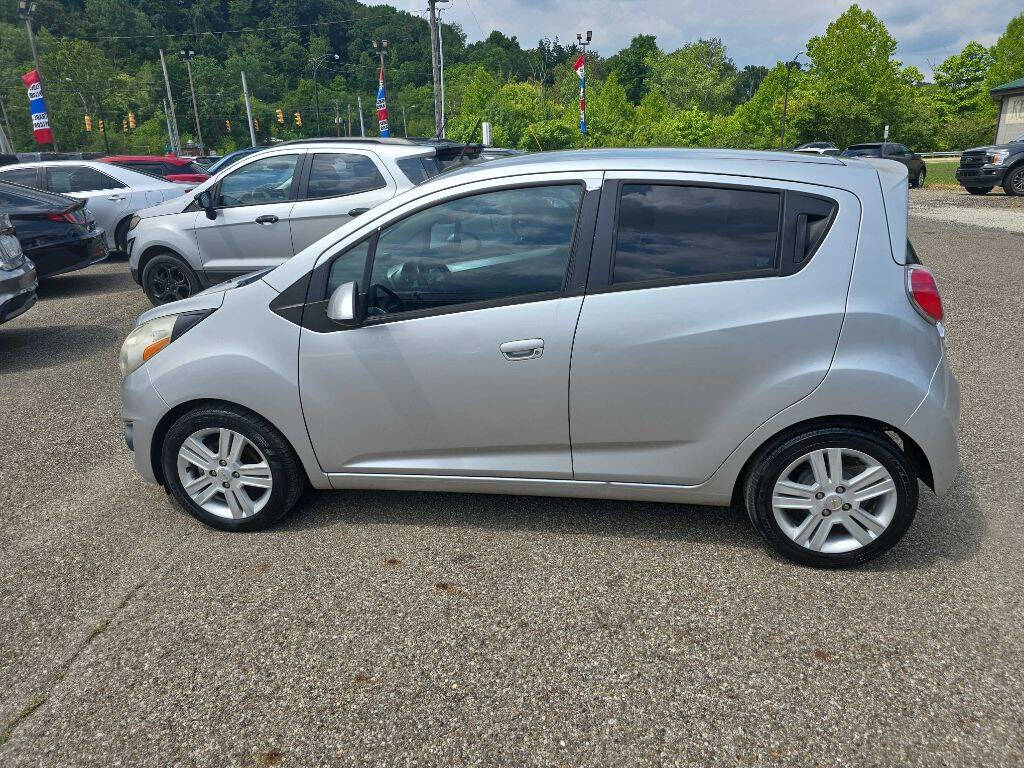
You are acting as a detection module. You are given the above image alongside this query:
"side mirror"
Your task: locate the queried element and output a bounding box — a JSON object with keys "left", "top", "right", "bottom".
{"left": 326, "top": 281, "right": 363, "bottom": 326}
{"left": 196, "top": 190, "right": 216, "bottom": 220}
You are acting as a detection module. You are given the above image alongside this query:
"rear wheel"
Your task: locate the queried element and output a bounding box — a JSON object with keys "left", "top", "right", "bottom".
{"left": 966, "top": 186, "right": 993, "bottom": 195}
{"left": 114, "top": 216, "right": 132, "bottom": 255}
{"left": 745, "top": 426, "right": 918, "bottom": 568}
{"left": 1002, "top": 165, "right": 1024, "bottom": 196}
{"left": 142, "top": 252, "right": 199, "bottom": 305}
{"left": 161, "top": 404, "right": 305, "bottom": 531}
{"left": 910, "top": 167, "right": 925, "bottom": 188}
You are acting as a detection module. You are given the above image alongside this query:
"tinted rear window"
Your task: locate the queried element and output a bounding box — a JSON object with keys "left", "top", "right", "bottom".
{"left": 0, "top": 180, "right": 73, "bottom": 209}
{"left": 0, "top": 168, "right": 41, "bottom": 188}
{"left": 396, "top": 156, "right": 443, "bottom": 185}
{"left": 612, "top": 184, "right": 781, "bottom": 285}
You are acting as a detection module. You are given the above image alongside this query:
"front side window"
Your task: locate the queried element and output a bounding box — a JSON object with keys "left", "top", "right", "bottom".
{"left": 364, "top": 184, "right": 583, "bottom": 317}
{"left": 46, "top": 166, "right": 126, "bottom": 193}
{"left": 612, "top": 184, "right": 781, "bottom": 285}
{"left": 305, "top": 153, "right": 386, "bottom": 199}
{"left": 216, "top": 154, "right": 299, "bottom": 207}
{"left": 0, "top": 168, "right": 42, "bottom": 189}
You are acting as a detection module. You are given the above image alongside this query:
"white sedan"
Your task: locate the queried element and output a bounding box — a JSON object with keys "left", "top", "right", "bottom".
{"left": 0, "top": 160, "right": 193, "bottom": 254}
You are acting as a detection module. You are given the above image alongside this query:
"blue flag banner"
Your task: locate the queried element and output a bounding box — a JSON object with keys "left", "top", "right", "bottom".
{"left": 376, "top": 67, "right": 390, "bottom": 138}
{"left": 574, "top": 55, "right": 586, "bottom": 135}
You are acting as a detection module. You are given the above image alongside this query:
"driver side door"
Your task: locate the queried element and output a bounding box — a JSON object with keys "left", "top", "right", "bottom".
{"left": 193, "top": 151, "right": 303, "bottom": 281}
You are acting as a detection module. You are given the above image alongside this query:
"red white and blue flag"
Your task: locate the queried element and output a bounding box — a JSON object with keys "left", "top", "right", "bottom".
{"left": 376, "top": 66, "right": 390, "bottom": 138}
{"left": 21, "top": 69, "right": 53, "bottom": 145}
{"left": 574, "top": 54, "right": 586, "bottom": 135}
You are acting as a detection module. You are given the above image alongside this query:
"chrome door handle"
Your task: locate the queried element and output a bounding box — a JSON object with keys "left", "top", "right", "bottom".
{"left": 500, "top": 338, "right": 544, "bottom": 361}
{"left": 106, "top": 195, "right": 126, "bottom": 201}
{"left": 255, "top": 214, "right": 279, "bottom": 224}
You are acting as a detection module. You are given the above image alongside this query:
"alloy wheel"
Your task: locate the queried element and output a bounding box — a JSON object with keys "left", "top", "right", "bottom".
{"left": 1011, "top": 168, "right": 1024, "bottom": 195}
{"left": 149, "top": 264, "right": 191, "bottom": 303}
{"left": 770, "top": 447, "right": 898, "bottom": 554}
{"left": 176, "top": 428, "right": 273, "bottom": 519}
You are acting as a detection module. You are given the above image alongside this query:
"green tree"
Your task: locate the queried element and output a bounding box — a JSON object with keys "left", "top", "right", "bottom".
{"left": 606, "top": 34, "right": 660, "bottom": 103}
{"left": 985, "top": 13, "right": 1024, "bottom": 92}
{"left": 649, "top": 39, "right": 738, "bottom": 114}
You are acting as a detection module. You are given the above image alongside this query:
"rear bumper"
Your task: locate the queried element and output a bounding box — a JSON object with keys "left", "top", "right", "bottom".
{"left": 28, "top": 230, "right": 108, "bottom": 278}
{"left": 0, "top": 260, "right": 38, "bottom": 324}
{"left": 903, "top": 351, "right": 962, "bottom": 496}
{"left": 956, "top": 165, "right": 1006, "bottom": 187}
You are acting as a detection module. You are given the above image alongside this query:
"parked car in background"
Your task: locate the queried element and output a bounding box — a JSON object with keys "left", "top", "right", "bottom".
{"left": 793, "top": 142, "right": 839, "bottom": 155}
{"left": 0, "top": 160, "right": 192, "bottom": 254}
{"left": 100, "top": 155, "right": 210, "bottom": 185}
{"left": 203, "top": 146, "right": 270, "bottom": 176}
{"left": 0, "top": 213, "right": 37, "bottom": 325}
{"left": 840, "top": 143, "right": 926, "bottom": 187}
{"left": 955, "top": 133, "right": 1024, "bottom": 195}
{"left": 127, "top": 138, "right": 481, "bottom": 304}
{"left": 184, "top": 155, "right": 221, "bottom": 169}
{"left": 0, "top": 180, "right": 106, "bottom": 278}
{"left": 120, "top": 148, "right": 960, "bottom": 568}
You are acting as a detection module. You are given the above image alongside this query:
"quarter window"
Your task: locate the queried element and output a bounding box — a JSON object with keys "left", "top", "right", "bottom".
{"left": 364, "top": 184, "right": 583, "bottom": 317}
{"left": 612, "top": 184, "right": 781, "bottom": 285}
{"left": 327, "top": 240, "right": 370, "bottom": 295}
{"left": 216, "top": 154, "right": 299, "bottom": 207}
{"left": 46, "top": 166, "right": 126, "bottom": 193}
{"left": 305, "top": 153, "right": 386, "bottom": 199}
{"left": 0, "top": 168, "right": 41, "bottom": 189}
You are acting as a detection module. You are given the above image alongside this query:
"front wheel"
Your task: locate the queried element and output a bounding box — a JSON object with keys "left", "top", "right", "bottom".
{"left": 966, "top": 186, "right": 993, "bottom": 195}
{"left": 161, "top": 405, "right": 306, "bottom": 531}
{"left": 142, "top": 252, "right": 199, "bottom": 305}
{"left": 744, "top": 426, "right": 918, "bottom": 568}
{"left": 911, "top": 168, "right": 925, "bottom": 188}
{"left": 1003, "top": 165, "right": 1024, "bottom": 196}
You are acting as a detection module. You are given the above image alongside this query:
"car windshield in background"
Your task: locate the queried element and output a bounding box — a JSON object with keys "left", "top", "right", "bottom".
{"left": 396, "top": 155, "right": 443, "bottom": 185}
{"left": 841, "top": 146, "right": 882, "bottom": 157}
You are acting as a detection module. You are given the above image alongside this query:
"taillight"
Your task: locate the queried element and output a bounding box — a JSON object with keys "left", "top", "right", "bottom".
{"left": 906, "top": 265, "right": 944, "bottom": 324}
{"left": 45, "top": 207, "right": 87, "bottom": 225}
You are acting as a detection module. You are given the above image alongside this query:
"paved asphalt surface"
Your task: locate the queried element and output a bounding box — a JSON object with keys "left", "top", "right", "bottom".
{"left": 1, "top": 188, "right": 1021, "bottom": 766}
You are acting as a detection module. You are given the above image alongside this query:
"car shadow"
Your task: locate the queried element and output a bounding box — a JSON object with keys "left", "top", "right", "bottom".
{"left": 281, "top": 472, "right": 985, "bottom": 572}
{"left": 0, "top": 323, "right": 120, "bottom": 374}
{"left": 36, "top": 268, "right": 135, "bottom": 300}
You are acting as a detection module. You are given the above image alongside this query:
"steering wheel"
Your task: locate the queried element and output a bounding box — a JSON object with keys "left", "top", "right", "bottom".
{"left": 367, "top": 284, "right": 405, "bottom": 315}
{"left": 395, "top": 260, "right": 451, "bottom": 291}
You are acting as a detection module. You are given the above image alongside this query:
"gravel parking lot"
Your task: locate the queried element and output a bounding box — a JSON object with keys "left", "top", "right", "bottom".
{"left": 1, "top": 196, "right": 1022, "bottom": 766}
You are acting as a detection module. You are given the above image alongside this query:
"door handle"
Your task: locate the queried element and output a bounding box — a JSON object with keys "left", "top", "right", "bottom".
{"left": 106, "top": 195, "right": 126, "bottom": 201}
{"left": 255, "top": 214, "right": 279, "bottom": 224}
{"left": 348, "top": 207, "right": 369, "bottom": 217}
{"left": 500, "top": 338, "right": 544, "bottom": 361}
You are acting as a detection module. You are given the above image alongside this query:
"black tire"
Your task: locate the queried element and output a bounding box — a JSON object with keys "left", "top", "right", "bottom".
{"left": 1002, "top": 164, "right": 1024, "bottom": 196}
{"left": 910, "top": 167, "right": 925, "bottom": 188}
{"left": 744, "top": 426, "right": 918, "bottom": 568}
{"left": 114, "top": 216, "right": 132, "bottom": 255}
{"left": 966, "top": 186, "right": 993, "bottom": 195}
{"left": 142, "top": 252, "right": 199, "bottom": 305}
{"left": 161, "top": 404, "right": 305, "bottom": 532}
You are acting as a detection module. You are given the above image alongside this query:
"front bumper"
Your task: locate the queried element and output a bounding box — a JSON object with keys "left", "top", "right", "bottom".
{"left": 956, "top": 164, "right": 1007, "bottom": 187}
{"left": 0, "top": 260, "right": 38, "bottom": 324}
{"left": 121, "top": 365, "right": 171, "bottom": 485}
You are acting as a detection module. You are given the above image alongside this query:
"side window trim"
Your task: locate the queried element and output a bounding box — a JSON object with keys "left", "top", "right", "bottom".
{"left": 297, "top": 179, "right": 599, "bottom": 333}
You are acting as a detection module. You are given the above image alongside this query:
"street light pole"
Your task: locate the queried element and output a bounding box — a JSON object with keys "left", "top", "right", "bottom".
{"left": 19, "top": 0, "right": 57, "bottom": 150}
{"left": 311, "top": 53, "right": 340, "bottom": 136}
{"left": 779, "top": 51, "right": 804, "bottom": 149}
{"left": 427, "top": 0, "right": 449, "bottom": 137}
{"left": 181, "top": 49, "right": 205, "bottom": 153}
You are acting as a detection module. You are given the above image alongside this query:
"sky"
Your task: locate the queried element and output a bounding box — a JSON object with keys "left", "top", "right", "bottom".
{"left": 378, "top": 0, "right": 1011, "bottom": 77}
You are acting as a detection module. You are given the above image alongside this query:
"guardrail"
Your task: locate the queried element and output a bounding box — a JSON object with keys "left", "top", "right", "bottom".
{"left": 920, "top": 151, "right": 962, "bottom": 158}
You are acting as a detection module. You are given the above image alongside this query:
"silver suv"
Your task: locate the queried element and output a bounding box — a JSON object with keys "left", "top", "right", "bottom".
{"left": 120, "top": 149, "right": 961, "bottom": 568}
{"left": 125, "top": 138, "right": 480, "bottom": 305}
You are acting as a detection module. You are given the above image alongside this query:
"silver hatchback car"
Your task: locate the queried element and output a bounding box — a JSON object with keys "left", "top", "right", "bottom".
{"left": 120, "top": 149, "right": 960, "bottom": 568}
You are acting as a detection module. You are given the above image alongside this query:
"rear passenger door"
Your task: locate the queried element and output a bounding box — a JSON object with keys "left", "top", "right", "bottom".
{"left": 288, "top": 151, "right": 396, "bottom": 252}
{"left": 569, "top": 173, "right": 861, "bottom": 486}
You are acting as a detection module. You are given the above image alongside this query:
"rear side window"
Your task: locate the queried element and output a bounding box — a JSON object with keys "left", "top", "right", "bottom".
{"left": 396, "top": 156, "right": 443, "bottom": 185}
{"left": 0, "top": 168, "right": 41, "bottom": 188}
{"left": 305, "top": 154, "right": 386, "bottom": 199}
{"left": 46, "top": 166, "right": 126, "bottom": 193}
{"left": 612, "top": 184, "right": 781, "bottom": 285}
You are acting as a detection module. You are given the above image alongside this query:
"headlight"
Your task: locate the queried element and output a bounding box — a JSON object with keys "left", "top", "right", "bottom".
{"left": 127, "top": 214, "right": 141, "bottom": 231}
{"left": 987, "top": 150, "right": 1010, "bottom": 165}
{"left": 119, "top": 310, "right": 212, "bottom": 376}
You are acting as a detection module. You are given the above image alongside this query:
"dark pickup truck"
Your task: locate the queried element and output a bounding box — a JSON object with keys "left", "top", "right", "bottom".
{"left": 956, "top": 133, "right": 1024, "bottom": 195}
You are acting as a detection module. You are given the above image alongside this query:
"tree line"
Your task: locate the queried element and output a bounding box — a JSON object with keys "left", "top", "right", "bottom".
{"left": 0, "top": 1, "right": 1021, "bottom": 155}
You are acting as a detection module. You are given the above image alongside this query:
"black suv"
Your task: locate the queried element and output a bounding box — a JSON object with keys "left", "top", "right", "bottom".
{"left": 840, "top": 143, "right": 927, "bottom": 187}
{"left": 956, "top": 133, "right": 1024, "bottom": 195}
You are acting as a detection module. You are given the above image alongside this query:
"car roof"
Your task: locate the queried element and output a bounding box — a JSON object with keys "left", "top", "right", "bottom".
{"left": 274, "top": 137, "right": 475, "bottom": 158}
{"left": 102, "top": 155, "right": 192, "bottom": 164}
{"left": 0, "top": 159, "right": 178, "bottom": 186}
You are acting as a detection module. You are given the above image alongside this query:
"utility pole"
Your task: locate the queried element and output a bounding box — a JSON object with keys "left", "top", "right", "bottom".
{"left": 402, "top": 104, "right": 408, "bottom": 137}
{"left": 180, "top": 49, "right": 204, "bottom": 153}
{"left": 241, "top": 70, "right": 256, "bottom": 147}
{"left": 19, "top": 0, "right": 57, "bottom": 150}
{"left": 427, "top": 0, "right": 449, "bottom": 137}
{"left": 162, "top": 99, "right": 175, "bottom": 155}
{"left": 356, "top": 95, "right": 366, "bottom": 137}
{"left": 779, "top": 52, "right": 804, "bottom": 149}
{"left": 159, "top": 49, "right": 181, "bottom": 154}
{"left": 0, "top": 94, "right": 15, "bottom": 148}
{"left": 347, "top": 103, "right": 352, "bottom": 137}
{"left": 311, "top": 53, "right": 340, "bottom": 136}
{"left": 334, "top": 102, "right": 340, "bottom": 137}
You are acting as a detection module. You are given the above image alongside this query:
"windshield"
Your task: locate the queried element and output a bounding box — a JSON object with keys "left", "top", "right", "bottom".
{"left": 841, "top": 146, "right": 881, "bottom": 157}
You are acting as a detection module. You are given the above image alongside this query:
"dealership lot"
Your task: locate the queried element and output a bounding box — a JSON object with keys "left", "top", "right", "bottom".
{"left": 1, "top": 203, "right": 1022, "bottom": 765}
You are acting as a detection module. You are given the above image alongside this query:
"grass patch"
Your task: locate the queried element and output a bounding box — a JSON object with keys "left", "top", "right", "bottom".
{"left": 924, "top": 158, "right": 960, "bottom": 188}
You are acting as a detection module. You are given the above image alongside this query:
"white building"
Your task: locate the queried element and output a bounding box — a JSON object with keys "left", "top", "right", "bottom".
{"left": 992, "top": 77, "right": 1024, "bottom": 144}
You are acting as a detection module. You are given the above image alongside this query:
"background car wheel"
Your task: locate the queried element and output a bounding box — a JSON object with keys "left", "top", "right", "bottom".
{"left": 161, "top": 404, "right": 305, "bottom": 531}
{"left": 911, "top": 168, "right": 925, "bottom": 188}
{"left": 744, "top": 426, "right": 918, "bottom": 568}
{"left": 142, "top": 253, "right": 199, "bottom": 305}
{"left": 1002, "top": 165, "right": 1024, "bottom": 196}
{"left": 114, "top": 216, "right": 132, "bottom": 256}
{"left": 966, "top": 186, "right": 993, "bottom": 195}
